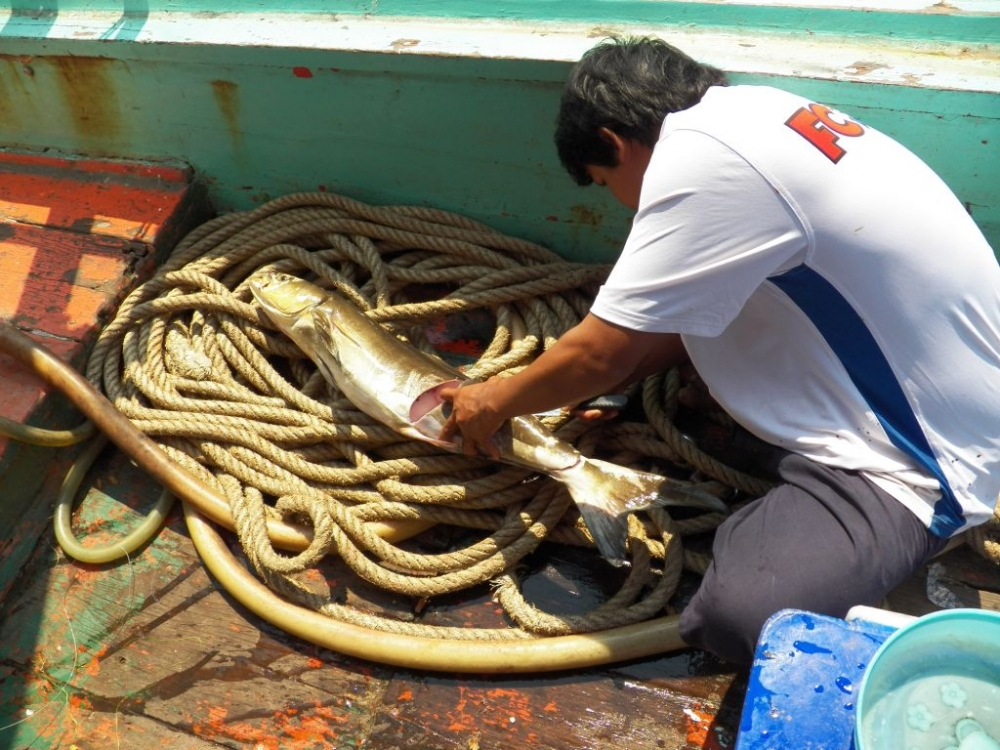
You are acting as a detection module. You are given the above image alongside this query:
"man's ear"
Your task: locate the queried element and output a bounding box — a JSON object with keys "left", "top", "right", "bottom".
{"left": 597, "top": 126, "right": 628, "bottom": 163}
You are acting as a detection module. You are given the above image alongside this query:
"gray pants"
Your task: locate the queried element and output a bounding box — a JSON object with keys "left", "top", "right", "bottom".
{"left": 678, "top": 451, "right": 949, "bottom": 665}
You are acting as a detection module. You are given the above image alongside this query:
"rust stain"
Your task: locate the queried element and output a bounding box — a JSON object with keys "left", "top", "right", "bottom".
{"left": 0, "top": 55, "right": 41, "bottom": 132}
{"left": 587, "top": 25, "right": 619, "bottom": 38}
{"left": 210, "top": 79, "right": 244, "bottom": 155}
{"left": 50, "top": 55, "right": 126, "bottom": 142}
{"left": 569, "top": 204, "right": 604, "bottom": 228}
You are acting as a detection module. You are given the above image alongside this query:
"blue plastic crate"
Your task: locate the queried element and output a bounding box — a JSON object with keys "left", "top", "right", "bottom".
{"left": 736, "top": 609, "right": 897, "bottom": 750}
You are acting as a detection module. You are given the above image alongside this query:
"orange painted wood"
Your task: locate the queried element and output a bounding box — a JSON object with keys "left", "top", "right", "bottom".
{"left": 0, "top": 151, "right": 206, "bottom": 429}
{"left": 0, "top": 150, "right": 191, "bottom": 182}
{"left": 0, "top": 150, "right": 194, "bottom": 244}
{"left": 0, "top": 222, "right": 133, "bottom": 338}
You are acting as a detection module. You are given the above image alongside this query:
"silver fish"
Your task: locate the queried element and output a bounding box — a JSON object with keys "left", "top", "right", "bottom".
{"left": 249, "top": 270, "right": 727, "bottom": 565}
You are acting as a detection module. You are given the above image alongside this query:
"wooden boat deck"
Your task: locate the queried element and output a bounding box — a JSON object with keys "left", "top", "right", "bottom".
{"left": 0, "top": 445, "right": 748, "bottom": 749}
{"left": 0, "top": 151, "right": 996, "bottom": 750}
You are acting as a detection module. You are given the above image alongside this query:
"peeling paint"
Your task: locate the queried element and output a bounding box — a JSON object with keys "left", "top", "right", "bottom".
{"left": 844, "top": 60, "right": 891, "bottom": 76}
{"left": 390, "top": 38, "right": 421, "bottom": 51}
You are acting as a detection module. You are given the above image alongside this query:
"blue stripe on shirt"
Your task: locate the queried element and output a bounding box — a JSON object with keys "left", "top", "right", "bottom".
{"left": 771, "top": 266, "right": 963, "bottom": 536}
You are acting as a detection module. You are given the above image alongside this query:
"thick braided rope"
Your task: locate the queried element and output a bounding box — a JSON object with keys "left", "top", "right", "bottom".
{"left": 642, "top": 371, "right": 775, "bottom": 497}
{"left": 967, "top": 503, "right": 1000, "bottom": 565}
{"left": 86, "top": 192, "right": 763, "bottom": 638}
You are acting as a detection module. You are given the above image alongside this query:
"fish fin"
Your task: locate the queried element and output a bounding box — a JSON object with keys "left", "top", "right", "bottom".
{"left": 574, "top": 499, "right": 631, "bottom": 567}
{"left": 310, "top": 311, "right": 342, "bottom": 376}
{"left": 646, "top": 479, "right": 733, "bottom": 513}
{"left": 554, "top": 457, "right": 729, "bottom": 565}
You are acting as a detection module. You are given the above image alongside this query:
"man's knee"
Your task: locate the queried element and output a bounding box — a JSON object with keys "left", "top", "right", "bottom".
{"left": 678, "top": 580, "right": 775, "bottom": 666}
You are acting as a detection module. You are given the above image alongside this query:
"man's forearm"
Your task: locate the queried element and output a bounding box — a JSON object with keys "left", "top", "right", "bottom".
{"left": 490, "top": 313, "right": 685, "bottom": 420}
{"left": 490, "top": 340, "right": 626, "bottom": 419}
{"left": 439, "top": 313, "right": 687, "bottom": 454}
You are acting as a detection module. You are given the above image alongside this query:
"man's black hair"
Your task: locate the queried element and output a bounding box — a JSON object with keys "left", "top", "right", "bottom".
{"left": 555, "top": 36, "right": 729, "bottom": 185}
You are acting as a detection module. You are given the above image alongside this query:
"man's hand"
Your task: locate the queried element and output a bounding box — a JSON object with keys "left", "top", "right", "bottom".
{"left": 439, "top": 379, "right": 505, "bottom": 459}
{"left": 570, "top": 394, "right": 628, "bottom": 421}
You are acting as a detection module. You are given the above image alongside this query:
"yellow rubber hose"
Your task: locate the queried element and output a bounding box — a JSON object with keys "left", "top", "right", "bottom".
{"left": 183, "top": 501, "right": 687, "bottom": 673}
{"left": 52, "top": 434, "right": 176, "bottom": 564}
{"left": 0, "top": 319, "right": 430, "bottom": 553}
{"left": 0, "top": 414, "right": 95, "bottom": 447}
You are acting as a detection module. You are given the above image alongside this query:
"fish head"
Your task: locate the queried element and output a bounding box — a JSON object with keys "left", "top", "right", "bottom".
{"left": 248, "top": 270, "right": 327, "bottom": 330}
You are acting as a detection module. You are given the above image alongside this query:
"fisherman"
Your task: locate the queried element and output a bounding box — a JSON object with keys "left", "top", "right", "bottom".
{"left": 440, "top": 36, "right": 1000, "bottom": 665}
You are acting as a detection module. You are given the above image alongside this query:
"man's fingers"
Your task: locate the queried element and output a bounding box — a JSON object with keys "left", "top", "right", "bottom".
{"left": 438, "top": 387, "right": 460, "bottom": 440}
{"left": 478, "top": 436, "right": 501, "bottom": 460}
{"left": 436, "top": 381, "right": 503, "bottom": 459}
{"left": 439, "top": 414, "right": 458, "bottom": 443}
{"left": 574, "top": 408, "right": 620, "bottom": 421}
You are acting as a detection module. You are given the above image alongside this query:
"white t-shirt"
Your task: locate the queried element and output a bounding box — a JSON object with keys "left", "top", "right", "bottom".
{"left": 591, "top": 85, "right": 1000, "bottom": 537}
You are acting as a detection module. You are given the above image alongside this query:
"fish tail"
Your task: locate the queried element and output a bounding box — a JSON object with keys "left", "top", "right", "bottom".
{"left": 555, "top": 457, "right": 730, "bottom": 566}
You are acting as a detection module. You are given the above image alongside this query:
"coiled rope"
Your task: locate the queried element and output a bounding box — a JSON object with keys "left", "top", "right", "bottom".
{"left": 4, "top": 191, "right": 994, "bottom": 670}
{"left": 84, "top": 190, "right": 756, "bottom": 627}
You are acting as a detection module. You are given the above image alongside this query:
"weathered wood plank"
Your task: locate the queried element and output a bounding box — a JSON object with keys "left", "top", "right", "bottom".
{"left": 58, "top": 712, "right": 222, "bottom": 750}
{"left": 0, "top": 152, "right": 211, "bottom": 628}
{"left": 0, "top": 441, "right": 744, "bottom": 750}
{"left": 886, "top": 544, "right": 1000, "bottom": 617}
{"left": 0, "top": 150, "right": 208, "bottom": 429}
{"left": 0, "top": 511, "right": 385, "bottom": 748}
{"left": 370, "top": 666, "right": 739, "bottom": 750}
{"left": 0, "top": 431, "right": 85, "bottom": 599}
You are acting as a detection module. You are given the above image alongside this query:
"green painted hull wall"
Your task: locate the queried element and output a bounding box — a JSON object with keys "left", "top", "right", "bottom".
{"left": 0, "top": 21, "right": 997, "bottom": 261}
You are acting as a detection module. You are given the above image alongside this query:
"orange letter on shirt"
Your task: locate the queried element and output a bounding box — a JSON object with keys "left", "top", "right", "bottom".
{"left": 786, "top": 103, "right": 865, "bottom": 163}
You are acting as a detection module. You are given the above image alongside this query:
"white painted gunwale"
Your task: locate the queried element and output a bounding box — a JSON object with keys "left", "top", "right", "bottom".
{"left": 1, "top": 9, "right": 997, "bottom": 92}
